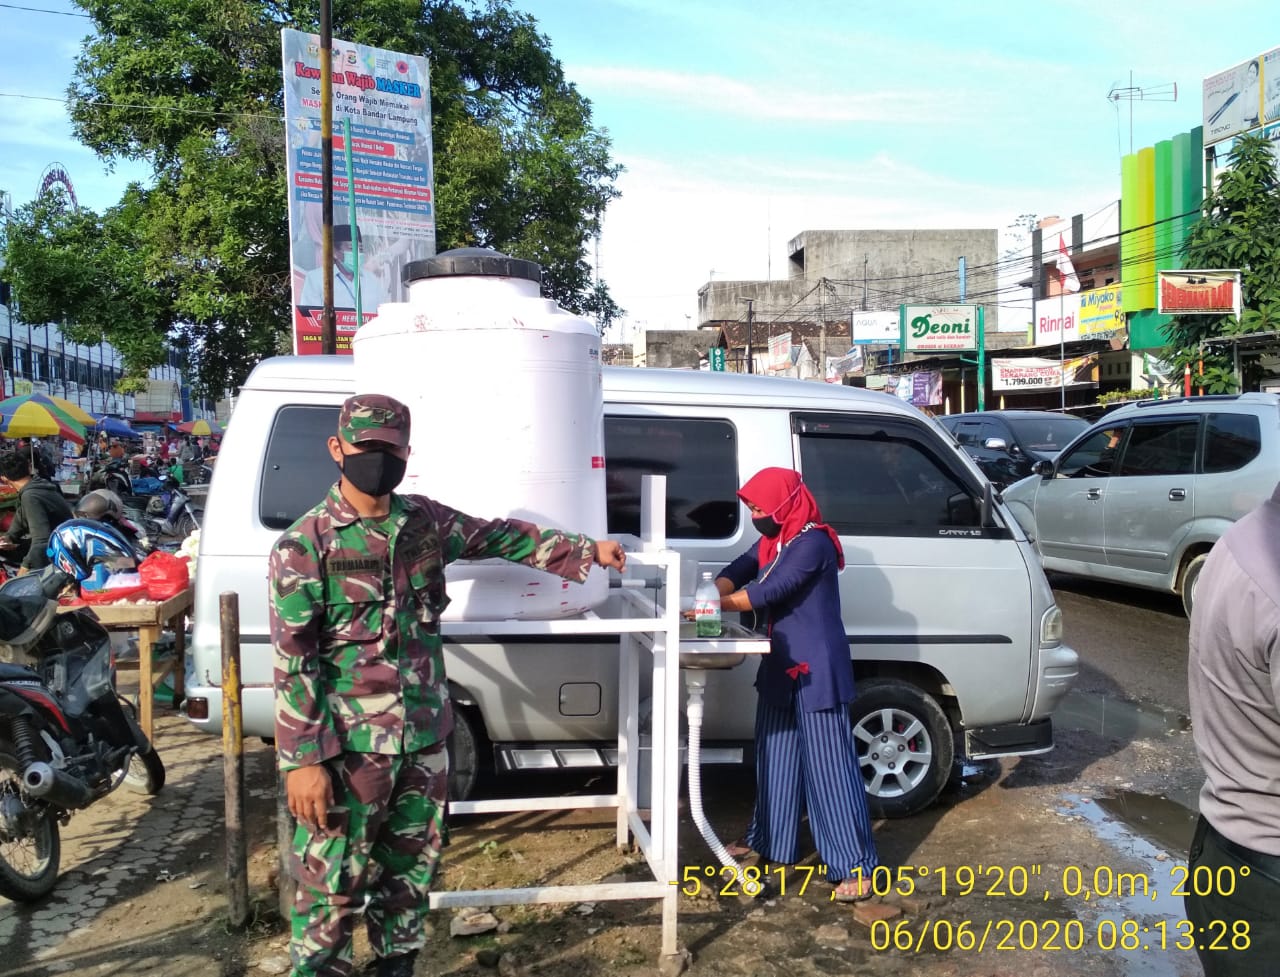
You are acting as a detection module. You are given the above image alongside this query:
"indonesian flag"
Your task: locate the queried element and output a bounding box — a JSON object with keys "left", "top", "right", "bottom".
{"left": 1057, "top": 234, "right": 1080, "bottom": 294}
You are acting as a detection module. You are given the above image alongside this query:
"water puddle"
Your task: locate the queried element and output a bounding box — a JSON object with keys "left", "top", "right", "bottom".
{"left": 1055, "top": 689, "right": 1191, "bottom": 740}
{"left": 1058, "top": 792, "right": 1202, "bottom": 977}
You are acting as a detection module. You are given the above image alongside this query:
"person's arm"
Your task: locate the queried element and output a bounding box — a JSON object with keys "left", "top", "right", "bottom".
{"left": 424, "top": 498, "right": 622, "bottom": 581}
{"left": 270, "top": 534, "right": 344, "bottom": 831}
{"left": 713, "top": 544, "right": 762, "bottom": 611}
{"left": 2, "top": 499, "right": 27, "bottom": 545}
{"left": 734, "top": 535, "right": 829, "bottom": 614}
{"left": 20, "top": 495, "right": 53, "bottom": 571}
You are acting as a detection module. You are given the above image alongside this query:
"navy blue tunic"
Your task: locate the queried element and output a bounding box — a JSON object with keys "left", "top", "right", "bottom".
{"left": 719, "top": 529, "right": 854, "bottom": 712}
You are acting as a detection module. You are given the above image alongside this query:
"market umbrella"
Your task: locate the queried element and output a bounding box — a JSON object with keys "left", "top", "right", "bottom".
{"left": 94, "top": 415, "right": 139, "bottom": 439}
{"left": 0, "top": 400, "right": 87, "bottom": 443}
{"left": 0, "top": 392, "right": 95, "bottom": 429}
{"left": 177, "top": 418, "right": 222, "bottom": 436}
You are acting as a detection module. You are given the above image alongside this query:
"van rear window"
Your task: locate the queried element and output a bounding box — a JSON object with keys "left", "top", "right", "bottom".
{"left": 260, "top": 405, "right": 342, "bottom": 530}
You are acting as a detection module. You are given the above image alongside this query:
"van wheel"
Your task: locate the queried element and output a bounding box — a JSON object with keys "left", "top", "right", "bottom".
{"left": 849, "top": 679, "right": 954, "bottom": 819}
{"left": 446, "top": 704, "right": 481, "bottom": 803}
{"left": 1179, "top": 553, "right": 1207, "bottom": 618}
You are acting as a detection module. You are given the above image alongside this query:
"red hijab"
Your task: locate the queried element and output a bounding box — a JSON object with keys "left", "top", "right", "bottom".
{"left": 738, "top": 467, "right": 844, "bottom": 570}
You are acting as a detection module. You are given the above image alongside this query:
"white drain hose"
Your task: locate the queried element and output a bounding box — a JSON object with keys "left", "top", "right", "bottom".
{"left": 684, "top": 671, "right": 763, "bottom": 897}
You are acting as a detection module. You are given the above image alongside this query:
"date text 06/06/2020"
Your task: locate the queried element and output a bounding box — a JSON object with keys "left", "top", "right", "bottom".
{"left": 874, "top": 918, "right": 1250, "bottom": 954}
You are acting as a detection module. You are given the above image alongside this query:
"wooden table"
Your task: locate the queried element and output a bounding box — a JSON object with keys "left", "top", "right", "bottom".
{"left": 68, "top": 589, "right": 193, "bottom": 743}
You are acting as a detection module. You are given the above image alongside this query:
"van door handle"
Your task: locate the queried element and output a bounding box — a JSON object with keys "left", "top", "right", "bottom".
{"left": 1086, "top": 488, "right": 1101, "bottom": 500}
{"left": 1168, "top": 488, "right": 1186, "bottom": 501}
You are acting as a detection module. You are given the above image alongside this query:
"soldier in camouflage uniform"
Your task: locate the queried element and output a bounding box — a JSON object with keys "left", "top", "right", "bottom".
{"left": 270, "top": 394, "right": 626, "bottom": 977}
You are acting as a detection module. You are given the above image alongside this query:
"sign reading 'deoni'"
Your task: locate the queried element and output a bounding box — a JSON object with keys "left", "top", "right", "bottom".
{"left": 281, "top": 28, "right": 436, "bottom": 356}
{"left": 899, "top": 305, "right": 980, "bottom": 353}
{"left": 1157, "top": 270, "right": 1242, "bottom": 316}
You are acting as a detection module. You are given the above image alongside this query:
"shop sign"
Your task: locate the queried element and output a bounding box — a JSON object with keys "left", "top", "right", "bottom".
{"left": 900, "top": 305, "right": 979, "bottom": 353}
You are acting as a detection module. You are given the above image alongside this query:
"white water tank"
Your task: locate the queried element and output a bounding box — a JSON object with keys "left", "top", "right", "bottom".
{"left": 352, "top": 248, "right": 606, "bottom": 620}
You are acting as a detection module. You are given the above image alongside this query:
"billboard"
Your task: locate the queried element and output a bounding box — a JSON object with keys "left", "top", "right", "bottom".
{"left": 282, "top": 29, "right": 436, "bottom": 355}
{"left": 850, "top": 310, "right": 900, "bottom": 344}
{"left": 885, "top": 371, "right": 942, "bottom": 407}
{"left": 992, "top": 354, "right": 1099, "bottom": 392}
{"left": 767, "top": 331, "right": 793, "bottom": 372}
{"left": 899, "top": 305, "right": 979, "bottom": 353}
{"left": 1203, "top": 47, "right": 1278, "bottom": 146}
{"left": 1157, "top": 270, "right": 1242, "bottom": 316}
{"left": 1033, "top": 284, "right": 1125, "bottom": 345}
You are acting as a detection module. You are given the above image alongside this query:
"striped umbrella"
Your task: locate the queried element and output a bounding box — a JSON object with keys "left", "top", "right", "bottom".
{"left": 0, "top": 392, "right": 95, "bottom": 430}
{"left": 0, "top": 400, "right": 87, "bottom": 443}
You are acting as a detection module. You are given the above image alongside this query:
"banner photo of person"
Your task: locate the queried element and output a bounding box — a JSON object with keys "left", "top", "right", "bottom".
{"left": 992, "top": 355, "right": 1099, "bottom": 392}
{"left": 281, "top": 28, "right": 437, "bottom": 355}
{"left": 884, "top": 371, "right": 942, "bottom": 407}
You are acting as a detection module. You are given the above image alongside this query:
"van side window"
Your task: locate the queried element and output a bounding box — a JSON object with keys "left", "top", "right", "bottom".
{"left": 798, "top": 431, "right": 979, "bottom": 533}
{"left": 1115, "top": 419, "right": 1199, "bottom": 477}
{"left": 603, "top": 417, "right": 738, "bottom": 539}
{"left": 1203, "top": 413, "right": 1261, "bottom": 473}
{"left": 260, "top": 405, "right": 342, "bottom": 530}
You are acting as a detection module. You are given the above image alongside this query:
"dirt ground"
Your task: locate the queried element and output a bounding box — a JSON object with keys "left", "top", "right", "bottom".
{"left": 3, "top": 694, "right": 1206, "bottom": 977}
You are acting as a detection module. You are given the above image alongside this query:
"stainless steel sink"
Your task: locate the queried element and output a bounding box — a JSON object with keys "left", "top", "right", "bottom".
{"left": 677, "top": 620, "right": 768, "bottom": 670}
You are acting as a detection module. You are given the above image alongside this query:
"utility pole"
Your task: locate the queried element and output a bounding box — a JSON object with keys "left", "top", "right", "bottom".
{"left": 319, "top": 0, "right": 336, "bottom": 355}
{"left": 862, "top": 255, "right": 869, "bottom": 312}
{"left": 738, "top": 297, "right": 755, "bottom": 374}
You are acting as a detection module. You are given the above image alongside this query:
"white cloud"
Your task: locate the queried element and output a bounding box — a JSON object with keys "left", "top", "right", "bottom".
{"left": 572, "top": 65, "right": 963, "bottom": 123}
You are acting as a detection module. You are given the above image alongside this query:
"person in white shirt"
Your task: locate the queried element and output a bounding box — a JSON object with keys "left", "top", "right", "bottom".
{"left": 298, "top": 224, "right": 386, "bottom": 314}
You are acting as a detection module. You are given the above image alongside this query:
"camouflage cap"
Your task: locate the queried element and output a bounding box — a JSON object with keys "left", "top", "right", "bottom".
{"left": 337, "top": 394, "right": 411, "bottom": 449}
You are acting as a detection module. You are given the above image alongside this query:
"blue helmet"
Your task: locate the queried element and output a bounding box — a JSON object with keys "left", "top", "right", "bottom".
{"left": 47, "top": 519, "right": 141, "bottom": 582}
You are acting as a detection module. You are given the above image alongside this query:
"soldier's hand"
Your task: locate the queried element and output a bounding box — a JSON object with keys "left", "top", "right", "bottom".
{"left": 287, "top": 765, "right": 333, "bottom": 831}
{"left": 594, "top": 540, "right": 626, "bottom": 572}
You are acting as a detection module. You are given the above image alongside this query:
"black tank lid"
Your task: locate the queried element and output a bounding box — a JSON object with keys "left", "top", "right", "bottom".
{"left": 402, "top": 248, "right": 541, "bottom": 285}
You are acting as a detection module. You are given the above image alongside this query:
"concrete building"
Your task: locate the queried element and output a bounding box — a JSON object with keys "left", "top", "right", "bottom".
{"left": 697, "top": 228, "right": 1000, "bottom": 333}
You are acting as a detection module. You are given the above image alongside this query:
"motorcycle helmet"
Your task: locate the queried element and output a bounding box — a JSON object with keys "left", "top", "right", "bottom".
{"left": 75, "top": 489, "right": 126, "bottom": 523}
{"left": 47, "top": 519, "right": 142, "bottom": 582}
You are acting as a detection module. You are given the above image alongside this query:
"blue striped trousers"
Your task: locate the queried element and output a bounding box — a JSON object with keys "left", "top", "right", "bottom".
{"left": 744, "top": 686, "right": 878, "bottom": 881}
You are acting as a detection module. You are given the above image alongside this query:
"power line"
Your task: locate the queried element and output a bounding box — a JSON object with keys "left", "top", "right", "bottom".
{"left": 0, "top": 2, "right": 90, "bottom": 15}
{"left": 0, "top": 90, "right": 283, "bottom": 123}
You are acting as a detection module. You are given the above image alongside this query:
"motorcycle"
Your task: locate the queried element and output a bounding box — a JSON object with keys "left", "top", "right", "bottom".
{"left": 0, "top": 567, "right": 164, "bottom": 901}
{"left": 144, "top": 474, "right": 200, "bottom": 541}
{"left": 84, "top": 458, "right": 132, "bottom": 499}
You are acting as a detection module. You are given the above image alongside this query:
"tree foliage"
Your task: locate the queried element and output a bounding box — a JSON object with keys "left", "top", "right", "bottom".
{"left": 1162, "top": 133, "right": 1280, "bottom": 391}
{"left": 1, "top": 0, "right": 622, "bottom": 394}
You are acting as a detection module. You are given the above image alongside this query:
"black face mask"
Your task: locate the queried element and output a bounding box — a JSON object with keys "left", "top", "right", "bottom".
{"left": 752, "top": 514, "right": 782, "bottom": 538}
{"left": 339, "top": 449, "right": 407, "bottom": 497}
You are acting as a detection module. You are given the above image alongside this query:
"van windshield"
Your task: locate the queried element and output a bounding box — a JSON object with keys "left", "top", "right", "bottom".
{"left": 1006, "top": 414, "right": 1087, "bottom": 453}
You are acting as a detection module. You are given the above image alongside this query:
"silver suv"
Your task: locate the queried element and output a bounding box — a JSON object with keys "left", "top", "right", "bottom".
{"left": 1002, "top": 394, "right": 1280, "bottom": 616}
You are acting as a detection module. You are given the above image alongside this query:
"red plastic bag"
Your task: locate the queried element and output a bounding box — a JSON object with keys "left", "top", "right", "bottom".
{"left": 138, "top": 552, "right": 190, "bottom": 601}
{"left": 81, "top": 583, "right": 150, "bottom": 604}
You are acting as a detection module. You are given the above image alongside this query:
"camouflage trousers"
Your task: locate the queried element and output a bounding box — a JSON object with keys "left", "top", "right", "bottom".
{"left": 289, "top": 743, "right": 449, "bottom": 977}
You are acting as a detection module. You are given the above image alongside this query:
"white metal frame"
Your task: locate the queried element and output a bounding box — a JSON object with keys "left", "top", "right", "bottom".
{"left": 430, "top": 476, "right": 687, "bottom": 960}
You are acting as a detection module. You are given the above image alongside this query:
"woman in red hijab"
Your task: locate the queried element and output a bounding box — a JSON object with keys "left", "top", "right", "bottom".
{"left": 713, "top": 467, "right": 878, "bottom": 901}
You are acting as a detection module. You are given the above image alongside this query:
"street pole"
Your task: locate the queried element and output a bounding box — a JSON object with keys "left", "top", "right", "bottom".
{"left": 1059, "top": 289, "right": 1066, "bottom": 411}
{"left": 738, "top": 297, "right": 755, "bottom": 374}
{"left": 319, "top": 0, "right": 336, "bottom": 355}
{"left": 977, "top": 307, "right": 986, "bottom": 413}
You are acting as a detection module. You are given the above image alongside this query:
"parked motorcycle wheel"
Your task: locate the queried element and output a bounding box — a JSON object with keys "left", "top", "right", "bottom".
{"left": 0, "top": 749, "right": 62, "bottom": 902}
{"left": 121, "top": 745, "right": 166, "bottom": 795}
{"left": 174, "top": 510, "right": 198, "bottom": 539}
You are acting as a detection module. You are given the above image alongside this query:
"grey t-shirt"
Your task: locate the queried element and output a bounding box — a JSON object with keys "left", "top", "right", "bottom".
{"left": 1188, "top": 485, "right": 1280, "bottom": 856}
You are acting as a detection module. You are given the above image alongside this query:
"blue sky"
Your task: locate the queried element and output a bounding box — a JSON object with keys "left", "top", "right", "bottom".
{"left": 0, "top": 0, "right": 1274, "bottom": 343}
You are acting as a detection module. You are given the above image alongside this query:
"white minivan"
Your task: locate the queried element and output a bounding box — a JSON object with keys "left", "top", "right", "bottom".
{"left": 184, "top": 356, "right": 1077, "bottom": 817}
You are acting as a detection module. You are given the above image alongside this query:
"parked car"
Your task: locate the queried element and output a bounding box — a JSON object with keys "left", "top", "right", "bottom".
{"left": 938, "top": 410, "right": 1089, "bottom": 488}
{"left": 1002, "top": 393, "right": 1280, "bottom": 616}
